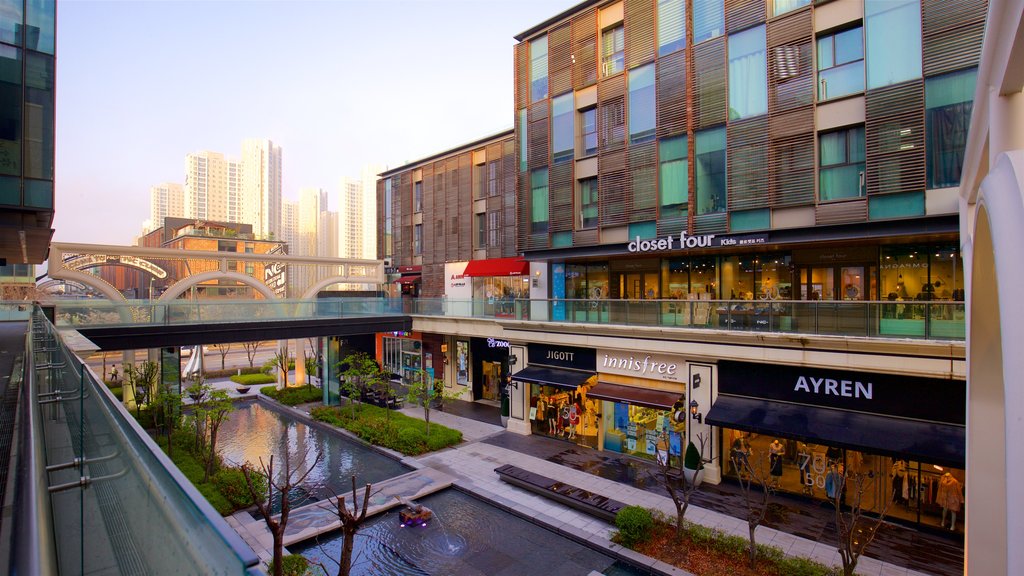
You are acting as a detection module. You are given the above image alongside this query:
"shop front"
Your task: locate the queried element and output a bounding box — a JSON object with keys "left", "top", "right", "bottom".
{"left": 593, "top": 349, "right": 691, "bottom": 468}
{"left": 469, "top": 337, "right": 511, "bottom": 405}
{"left": 462, "top": 257, "right": 530, "bottom": 317}
{"left": 513, "top": 344, "right": 598, "bottom": 448}
{"left": 707, "top": 360, "right": 966, "bottom": 532}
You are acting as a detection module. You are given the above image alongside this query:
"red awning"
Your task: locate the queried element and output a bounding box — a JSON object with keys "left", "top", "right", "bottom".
{"left": 462, "top": 257, "right": 529, "bottom": 277}
{"left": 395, "top": 275, "right": 421, "bottom": 285}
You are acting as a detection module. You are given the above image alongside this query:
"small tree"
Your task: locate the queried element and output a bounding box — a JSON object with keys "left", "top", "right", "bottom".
{"left": 153, "top": 382, "right": 182, "bottom": 459}
{"left": 405, "top": 369, "right": 460, "bottom": 437}
{"left": 650, "top": 433, "right": 707, "bottom": 540}
{"left": 731, "top": 447, "right": 773, "bottom": 569}
{"left": 832, "top": 468, "right": 892, "bottom": 576}
{"left": 242, "top": 448, "right": 323, "bottom": 576}
{"left": 264, "top": 352, "right": 291, "bottom": 389}
{"left": 242, "top": 341, "right": 263, "bottom": 368}
{"left": 337, "top": 352, "right": 386, "bottom": 420}
{"left": 211, "top": 343, "right": 232, "bottom": 370}
{"left": 123, "top": 360, "right": 158, "bottom": 418}
{"left": 304, "top": 354, "right": 318, "bottom": 392}
{"left": 312, "top": 477, "right": 375, "bottom": 576}
{"left": 185, "top": 377, "right": 211, "bottom": 454}
{"left": 203, "top": 389, "right": 235, "bottom": 482}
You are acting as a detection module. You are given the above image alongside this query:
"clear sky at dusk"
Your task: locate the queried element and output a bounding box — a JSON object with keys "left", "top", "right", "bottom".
{"left": 55, "top": 0, "right": 579, "bottom": 245}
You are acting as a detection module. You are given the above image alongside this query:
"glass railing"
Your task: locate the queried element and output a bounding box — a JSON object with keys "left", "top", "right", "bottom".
{"left": 0, "top": 300, "right": 34, "bottom": 321}
{"left": 48, "top": 296, "right": 965, "bottom": 341}
{"left": 13, "top": 307, "right": 260, "bottom": 574}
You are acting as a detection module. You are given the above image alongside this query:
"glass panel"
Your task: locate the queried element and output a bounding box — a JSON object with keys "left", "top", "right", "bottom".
{"left": 820, "top": 164, "right": 866, "bottom": 201}
{"left": 848, "top": 126, "right": 865, "bottom": 162}
{"left": 659, "top": 158, "right": 687, "bottom": 209}
{"left": 816, "top": 36, "right": 834, "bottom": 70}
{"left": 0, "top": 174, "right": 18, "bottom": 204}
{"left": 809, "top": 267, "right": 834, "bottom": 300}
{"left": 0, "top": 44, "right": 21, "bottom": 176}
{"left": 728, "top": 25, "right": 767, "bottom": 120}
{"left": 628, "top": 221, "right": 656, "bottom": 240}
{"left": 693, "top": 0, "right": 724, "bottom": 44}
{"left": 580, "top": 108, "right": 598, "bottom": 156}
{"left": 628, "top": 64, "right": 656, "bottom": 143}
{"left": 695, "top": 127, "right": 726, "bottom": 215}
{"left": 819, "top": 131, "right": 846, "bottom": 165}
{"left": 834, "top": 28, "right": 864, "bottom": 65}
{"left": 519, "top": 109, "right": 528, "bottom": 172}
{"left": 773, "top": 0, "right": 810, "bottom": 17}
{"left": 26, "top": 0, "right": 55, "bottom": 54}
{"left": 840, "top": 266, "right": 865, "bottom": 300}
{"left": 869, "top": 191, "right": 925, "bottom": 220}
{"left": 530, "top": 168, "right": 549, "bottom": 233}
{"left": 865, "top": 0, "right": 922, "bottom": 89}
{"left": 819, "top": 60, "right": 865, "bottom": 100}
{"left": 657, "top": 0, "right": 685, "bottom": 56}
{"left": 530, "top": 35, "right": 548, "bottom": 102}
{"left": 0, "top": 0, "right": 21, "bottom": 45}
{"left": 601, "top": 26, "right": 624, "bottom": 76}
{"left": 926, "top": 69, "right": 977, "bottom": 188}
{"left": 722, "top": 255, "right": 756, "bottom": 300}
{"left": 23, "top": 178, "right": 50, "bottom": 208}
{"left": 551, "top": 92, "right": 574, "bottom": 163}
{"left": 730, "top": 208, "right": 770, "bottom": 231}
{"left": 579, "top": 177, "right": 598, "bottom": 229}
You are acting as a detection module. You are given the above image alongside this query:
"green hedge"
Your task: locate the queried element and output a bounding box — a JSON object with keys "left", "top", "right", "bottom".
{"left": 615, "top": 506, "right": 655, "bottom": 547}
{"left": 156, "top": 431, "right": 266, "bottom": 516}
{"left": 261, "top": 385, "right": 322, "bottom": 406}
{"left": 230, "top": 373, "right": 276, "bottom": 386}
{"left": 310, "top": 405, "right": 462, "bottom": 456}
{"left": 205, "top": 366, "right": 264, "bottom": 379}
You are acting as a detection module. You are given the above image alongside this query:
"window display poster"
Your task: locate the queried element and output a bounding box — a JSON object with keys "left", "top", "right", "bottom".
{"left": 645, "top": 430, "right": 659, "bottom": 455}
{"left": 456, "top": 341, "right": 469, "bottom": 385}
{"left": 669, "top": 431, "right": 682, "bottom": 456}
{"left": 552, "top": 262, "right": 566, "bottom": 321}
{"left": 627, "top": 422, "right": 638, "bottom": 451}
{"left": 615, "top": 402, "right": 630, "bottom": 430}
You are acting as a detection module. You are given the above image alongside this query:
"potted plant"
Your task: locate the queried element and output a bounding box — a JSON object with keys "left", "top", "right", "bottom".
{"left": 683, "top": 440, "right": 705, "bottom": 488}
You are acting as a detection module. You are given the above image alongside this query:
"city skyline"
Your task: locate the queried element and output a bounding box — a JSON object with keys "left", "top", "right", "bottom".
{"left": 54, "top": 0, "right": 579, "bottom": 246}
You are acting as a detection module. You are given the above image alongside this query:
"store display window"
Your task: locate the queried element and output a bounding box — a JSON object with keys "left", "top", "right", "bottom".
{"left": 472, "top": 276, "right": 529, "bottom": 317}
{"left": 529, "top": 384, "right": 600, "bottom": 449}
{"left": 719, "top": 428, "right": 965, "bottom": 531}
{"left": 564, "top": 263, "right": 610, "bottom": 322}
{"left": 879, "top": 244, "right": 964, "bottom": 337}
{"left": 602, "top": 403, "right": 685, "bottom": 467}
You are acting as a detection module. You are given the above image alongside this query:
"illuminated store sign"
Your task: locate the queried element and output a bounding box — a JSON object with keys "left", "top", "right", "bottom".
{"left": 599, "top": 350, "right": 683, "bottom": 382}
{"left": 627, "top": 232, "right": 769, "bottom": 254}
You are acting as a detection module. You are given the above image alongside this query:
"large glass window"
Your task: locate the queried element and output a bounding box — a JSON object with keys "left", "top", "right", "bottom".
{"left": 26, "top": 0, "right": 55, "bottom": 54}
{"left": 657, "top": 0, "right": 685, "bottom": 56}
{"left": 413, "top": 180, "right": 423, "bottom": 212}
{"left": 552, "top": 92, "right": 574, "bottom": 163}
{"left": 659, "top": 136, "right": 688, "bottom": 212}
{"left": 475, "top": 213, "right": 486, "bottom": 249}
{"left": 865, "top": 0, "right": 922, "bottom": 89}
{"left": 579, "top": 107, "right": 598, "bottom": 156}
{"left": 772, "top": 0, "right": 810, "bottom": 17}
{"left": 602, "top": 402, "right": 684, "bottom": 465}
{"left": 578, "top": 177, "right": 598, "bottom": 229}
{"left": 383, "top": 178, "right": 393, "bottom": 257}
{"left": 413, "top": 224, "right": 422, "bottom": 255}
{"left": 473, "top": 163, "right": 485, "bottom": 199}
{"left": 817, "top": 27, "right": 864, "bottom": 101}
{"left": 602, "top": 25, "right": 625, "bottom": 77}
{"left": 926, "top": 68, "right": 977, "bottom": 189}
{"left": 530, "top": 35, "right": 548, "bottom": 102}
{"left": 519, "top": 109, "right": 528, "bottom": 172}
{"left": 728, "top": 25, "right": 767, "bottom": 120}
{"left": 819, "top": 126, "right": 865, "bottom": 201}
{"left": 530, "top": 168, "right": 549, "bottom": 233}
{"left": 0, "top": 0, "right": 22, "bottom": 45}
{"left": 693, "top": 0, "right": 724, "bottom": 44}
{"left": 628, "top": 64, "right": 656, "bottom": 143}
{"left": 0, "top": 45, "right": 21, "bottom": 177}
{"left": 695, "top": 127, "right": 726, "bottom": 215}
{"left": 530, "top": 384, "right": 602, "bottom": 449}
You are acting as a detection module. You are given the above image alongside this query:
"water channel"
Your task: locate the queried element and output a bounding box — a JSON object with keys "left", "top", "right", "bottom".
{"left": 218, "top": 401, "right": 648, "bottom": 575}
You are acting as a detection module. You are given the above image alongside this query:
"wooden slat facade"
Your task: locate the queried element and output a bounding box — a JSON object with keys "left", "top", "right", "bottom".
{"left": 550, "top": 24, "right": 573, "bottom": 97}
{"left": 549, "top": 162, "right": 575, "bottom": 233}
{"left": 572, "top": 8, "right": 598, "bottom": 90}
{"left": 865, "top": 80, "right": 926, "bottom": 197}
{"left": 816, "top": 198, "right": 868, "bottom": 225}
{"left": 725, "top": 0, "right": 766, "bottom": 34}
{"left": 727, "top": 116, "right": 769, "bottom": 212}
{"left": 629, "top": 141, "right": 657, "bottom": 222}
{"left": 625, "top": 0, "right": 655, "bottom": 70}
{"left": 656, "top": 51, "right": 687, "bottom": 138}
{"left": 922, "top": 0, "right": 986, "bottom": 77}
{"left": 515, "top": 42, "right": 529, "bottom": 112}
{"left": 767, "top": 8, "right": 813, "bottom": 112}
{"left": 693, "top": 37, "right": 726, "bottom": 129}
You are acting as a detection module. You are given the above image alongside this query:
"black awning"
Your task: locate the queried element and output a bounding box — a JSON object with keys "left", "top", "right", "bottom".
{"left": 511, "top": 366, "right": 593, "bottom": 390}
{"left": 587, "top": 382, "right": 683, "bottom": 410}
{"left": 705, "top": 395, "right": 965, "bottom": 468}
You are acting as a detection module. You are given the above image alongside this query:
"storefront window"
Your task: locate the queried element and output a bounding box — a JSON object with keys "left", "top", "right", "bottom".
{"left": 663, "top": 256, "right": 718, "bottom": 299}
{"left": 879, "top": 244, "right": 964, "bottom": 336}
{"left": 602, "top": 402, "right": 684, "bottom": 466}
{"left": 472, "top": 276, "right": 529, "bottom": 317}
{"left": 720, "top": 428, "right": 964, "bottom": 531}
{"left": 529, "top": 384, "right": 601, "bottom": 449}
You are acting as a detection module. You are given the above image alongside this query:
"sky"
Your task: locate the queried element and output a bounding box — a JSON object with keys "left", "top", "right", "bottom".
{"left": 55, "top": 0, "right": 580, "bottom": 246}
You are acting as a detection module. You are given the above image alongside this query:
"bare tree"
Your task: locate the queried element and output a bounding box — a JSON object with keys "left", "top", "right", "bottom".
{"left": 731, "top": 447, "right": 773, "bottom": 569}
{"left": 264, "top": 352, "right": 291, "bottom": 389}
{"left": 832, "top": 468, "right": 892, "bottom": 576}
{"left": 312, "top": 477, "right": 375, "bottom": 576}
{"left": 210, "top": 342, "right": 232, "bottom": 370}
{"left": 650, "top": 433, "right": 707, "bottom": 540}
{"left": 242, "top": 449, "right": 324, "bottom": 576}
{"left": 242, "top": 340, "right": 263, "bottom": 368}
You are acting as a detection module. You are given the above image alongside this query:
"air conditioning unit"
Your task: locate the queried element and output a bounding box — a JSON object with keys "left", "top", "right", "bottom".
{"left": 383, "top": 258, "right": 393, "bottom": 267}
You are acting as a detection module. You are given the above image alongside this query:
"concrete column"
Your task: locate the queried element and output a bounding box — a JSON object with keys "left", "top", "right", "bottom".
{"left": 121, "top": 350, "right": 136, "bottom": 410}
{"left": 296, "top": 342, "right": 307, "bottom": 387}
{"left": 989, "top": 88, "right": 1024, "bottom": 163}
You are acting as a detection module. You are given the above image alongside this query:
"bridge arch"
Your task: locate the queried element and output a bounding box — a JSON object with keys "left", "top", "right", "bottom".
{"left": 46, "top": 266, "right": 126, "bottom": 302}
{"left": 300, "top": 276, "right": 377, "bottom": 299}
{"left": 157, "top": 270, "right": 278, "bottom": 301}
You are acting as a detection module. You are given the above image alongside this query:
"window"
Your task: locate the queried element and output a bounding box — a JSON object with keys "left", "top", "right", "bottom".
{"left": 24, "top": 52, "right": 53, "bottom": 180}
{"left": 818, "top": 126, "right": 865, "bottom": 201}
{"left": 657, "top": 0, "right": 685, "bottom": 56}
{"left": 530, "top": 35, "right": 548, "bottom": 102}
{"left": 693, "top": 0, "right": 724, "bottom": 44}
{"left": 600, "top": 100, "right": 625, "bottom": 150}
{"left": 475, "top": 213, "right": 487, "bottom": 248}
{"left": 601, "top": 25, "right": 624, "bottom": 77}
{"left": 551, "top": 92, "right": 574, "bottom": 163}
{"left": 488, "top": 211, "right": 499, "bottom": 247}
{"left": 473, "top": 163, "right": 485, "bottom": 199}
{"left": 695, "top": 127, "right": 726, "bottom": 215}
{"left": 865, "top": 0, "right": 921, "bottom": 89}
{"left": 578, "top": 177, "right": 598, "bottom": 229}
{"left": 519, "top": 110, "right": 528, "bottom": 172}
{"left": 383, "top": 178, "right": 393, "bottom": 257}
{"left": 530, "top": 168, "right": 549, "bottom": 233}
{"left": 659, "top": 136, "right": 688, "bottom": 211}
{"left": 817, "top": 27, "right": 864, "bottom": 101}
{"left": 579, "top": 107, "right": 598, "bottom": 156}
{"left": 772, "top": 0, "right": 810, "bottom": 17}
{"left": 628, "top": 64, "right": 656, "bottom": 143}
{"left": 487, "top": 160, "right": 499, "bottom": 195}
{"left": 413, "top": 180, "right": 423, "bottom": 212}
{"left": 728, "top": 25, "right": 767, "bottom": 120}
{"left": 0, "top": 45, "right": 21, "bottom": 177}
{"left": 926, "top": 68, "right": 977, "bottom": 189}
{"left": 413, "top": 223, "right": 422, "bottom": 255}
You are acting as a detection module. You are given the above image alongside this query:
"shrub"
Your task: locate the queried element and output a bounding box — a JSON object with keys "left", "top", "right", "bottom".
{"left": 279, "top": 555, "right": 310, "bottom": 576}
{"left": 775, "top": 556, "right": 841, "bottom": 576}
{"left": 615, "top": 506, "right": 655, "bottom": 547}
{"left": 394, "top": 427, "right": 426, "bottom": 453}
{"left": 204, "top": 366, "right": 264, "bottom": 379}
{"left": 260, "top": 385, "right": 277, "bottom": 396}
{"left": 263, "top": 386, "right": 322, "bottom": 407}
{"left": 684, "top": 441, "right": 704, "bottom": 470}
{"left": 109, "top": 387, "right": 123, "bottom": 401}
{"left": 309, "top": 405, "right": 462, "bottom": 456}
{"left": 214, "top": 466, "right": 266, "bottom": 509}
{"left": 231, "top": 373, "right": 276, "bottom": 386}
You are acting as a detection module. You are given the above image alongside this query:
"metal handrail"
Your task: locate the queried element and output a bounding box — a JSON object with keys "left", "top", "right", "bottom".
{"left": 11, "top": 314, "right": 58, "bottom": 576}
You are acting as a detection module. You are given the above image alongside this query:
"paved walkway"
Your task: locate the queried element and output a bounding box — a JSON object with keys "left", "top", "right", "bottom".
{"left": 225, "top": 397, "right": 948, "bottom": 575}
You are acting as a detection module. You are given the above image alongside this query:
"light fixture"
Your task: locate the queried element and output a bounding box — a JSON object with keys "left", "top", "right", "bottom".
{"left": 689, "top": 399, "right": 702, "bottom": 424}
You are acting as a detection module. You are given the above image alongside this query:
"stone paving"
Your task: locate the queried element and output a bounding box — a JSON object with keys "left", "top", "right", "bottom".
{"left": 225, "top": 400, "right": 937, "bottom": 576}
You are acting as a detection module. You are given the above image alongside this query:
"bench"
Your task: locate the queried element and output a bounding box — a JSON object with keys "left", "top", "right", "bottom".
{"left": 494, "top": 464, "right": 626, "bottom": 522}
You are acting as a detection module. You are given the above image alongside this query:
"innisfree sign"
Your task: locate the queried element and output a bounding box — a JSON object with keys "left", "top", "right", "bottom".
{"left": 64, "top": 253, "right": 168, "bottom": 279}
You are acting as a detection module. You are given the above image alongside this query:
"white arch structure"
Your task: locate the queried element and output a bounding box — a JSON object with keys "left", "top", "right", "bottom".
{"left": 46, "top": 242, "right": 385, "bottom": 302}
{"left": 958, "top": 1, "right": 1024, "bottom": 573}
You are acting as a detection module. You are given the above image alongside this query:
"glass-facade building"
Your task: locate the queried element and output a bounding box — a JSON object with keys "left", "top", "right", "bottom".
{"left": 0, "top": 0, "right": 55, "bottom": 265}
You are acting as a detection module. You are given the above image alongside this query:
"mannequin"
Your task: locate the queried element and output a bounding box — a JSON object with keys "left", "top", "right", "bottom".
{"left": 890, "top": 460, "right": 908, "bottom": 505}
{"left": 936, "top": 472, "right": 963, "bottom": 530}
{"left": 769, "top": 439, "right": 785, "bottom": 487}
